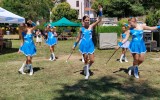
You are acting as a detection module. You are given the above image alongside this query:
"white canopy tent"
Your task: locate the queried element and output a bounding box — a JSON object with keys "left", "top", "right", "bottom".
{"left": 0, "top": 7, "right": 25, "bottom": 24}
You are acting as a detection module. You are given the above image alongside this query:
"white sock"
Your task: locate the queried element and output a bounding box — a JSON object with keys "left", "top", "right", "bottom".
{"left": 49, "top": 54, "right": 52, "bottom": 60}
{"left": 26, "top": 64, "right": 30, "bottom": 70}
{"left": 85, "top": 64, "right": 90, "bottom": 79}
{"left": 52, "top": 53, "right": 55, "bottom": 60}
{"left": 28, "top": 64, "right": 33, "bottom": 75}
{"left": 19, "top": 63, "right": 26, "bottom": 72}
{"left": 120, "top": 54, "right": 124, "bottom": 62}
{"left": 86, "top": 64, "right": 90, "bottom": 76}
{"left": 82, "top": 55, "right": 85, "bottom": 62}
{"left": 125, "top": 56, "right": 128, "bottom": 62}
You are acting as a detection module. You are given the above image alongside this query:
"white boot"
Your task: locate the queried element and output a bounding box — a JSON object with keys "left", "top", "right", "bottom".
{"left": 28, "top": 64, "right": 33, "bottom": 76}
{"left": 49, "top": 54, "right": 53, "bottom": 61}
{"left": 85, "top": 64, "right": 90, "bottom": 80}
{"left": 18, "top": 63, "right": 26, "bottom": 74}
{"left": 52, "top": 53, "right": 56, "bottom": 61}
{"left": 82, "top": 55, "right": 85, "bottom": 63}
{"left": 124, "top": 56, "right": 128, "bottom": 62}
{"left": 83, "top": 65, "right": 87, "bottom": 75}
{"left": 119, "top": 54, "right": 124, "bottom": 63}
{"left": 134, "top": 66, "right": 139, "bottom": 78}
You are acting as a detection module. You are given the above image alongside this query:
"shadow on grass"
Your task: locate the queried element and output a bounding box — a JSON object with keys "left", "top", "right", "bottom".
{"left": 33, "top": 67, "right": 44, "bottom": 73}
{"left": 0, "top": 48, "right": 19, "bottom": 55}
{"left": 54, "top": 76, "right": 160, "bottom": 100}
{"left": 74, "top": 69, "right": 100, "bottom": 76}
{"left": 113, "top": 68, "right": 128, "bottom": 74}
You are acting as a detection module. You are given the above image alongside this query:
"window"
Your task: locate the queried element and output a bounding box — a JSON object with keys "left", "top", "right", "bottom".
{"left": 76, "top": 1, "right": 79, "bottom": 7}
{"left": 85, "top": 0, "right": 89, "bottom": 7}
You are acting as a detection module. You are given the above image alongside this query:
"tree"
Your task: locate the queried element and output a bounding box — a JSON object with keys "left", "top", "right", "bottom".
{"left": 1, "top": 0, "right": 54, "bottom": 21}
{"left": 51, "top": 2, "right": 78, "bottom": 22}
{"left": 146, "top": 10, "right": 160, "bottom": 26}
{"left": 106, "top": 0, "right": 132, "bottom": 18}
{"left": 91, "top": 0, "right": 109, "bottom": 17}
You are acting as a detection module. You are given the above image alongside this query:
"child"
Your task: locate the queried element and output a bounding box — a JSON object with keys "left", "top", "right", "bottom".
{"left": 35, "top": 29, "right": 42, "bottom": 46}
{"left": 119, "top": 24, "right": 130, "bottom": 63}
{"left": 18, "top": 20, "right": 36, "bottom": 75}
{"left": 45, "top": 25, "right": 57, "bottom": 61}
{"left": 117, "top": 17, "right": 160, "bottom": 78}
{"left": 72, "top": 5, "right": 102, "bottom": 79}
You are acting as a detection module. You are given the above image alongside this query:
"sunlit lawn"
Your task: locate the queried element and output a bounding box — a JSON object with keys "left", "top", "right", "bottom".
{"left": 0, "top": 39, "right": 160, "bottom": 100}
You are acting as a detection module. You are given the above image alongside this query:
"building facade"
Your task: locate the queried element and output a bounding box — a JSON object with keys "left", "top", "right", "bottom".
{"left": 66, "top": 0, "right": 96, "bottom": 19}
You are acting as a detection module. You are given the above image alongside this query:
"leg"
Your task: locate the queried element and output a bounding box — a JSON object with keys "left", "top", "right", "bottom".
{"left": 132, "top": 53, "right": 140, "bottom": 78}
{"left": 83, "top": 54, "right": 89, "bottom": 79}
{"left": 138, "top": 54, "right": 145, "bottom": 66}
{"left": 128, "top": 53, "right": 139, "bottom": 76}
{"left": 27, "top": 56, "right": 33, "bottom": 75}
{"left": 51, "top": 45, "right": 56, "bottom": 60}
{"left": 18, "top": 61, "right": 27, "bottom": 74}
{"left": 49, "top": 46, "right": 54, "bottom": 60}
{"left": 132, "top": 53, "right": 139, "bottom": 66}
{"left": 88, "top": 54, "right": 94, "bottom": 67}
{"left": 124, "top": 48, "right": 128, "bottom": 62}
{"left": 84, "top": 54, "right": 94, "bottom": 80}
{"left": 120, "top": 48, "right": 125, "bottom": 63}
{"left": 82, "top": 54, "right": 85, "bottom": 63}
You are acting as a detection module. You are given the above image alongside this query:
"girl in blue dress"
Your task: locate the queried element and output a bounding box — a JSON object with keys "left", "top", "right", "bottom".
{"left": 46, "top": 25, "right": 57, "bottom": 61}
{"left": 18, "top": 20, "right": 36, "bottom": 75}
{"left": 117, "top": 17, "right": 160, "bottom": 78}
{"left": 73, "top": 5, "right": 102, "bottom": 79}
{"left": 119, "top": 24, "right": 130, "bottom": 63}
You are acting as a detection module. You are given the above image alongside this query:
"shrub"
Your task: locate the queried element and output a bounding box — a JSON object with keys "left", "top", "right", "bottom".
{"left": 96, "top": 26, "right": 122, "bottom": 36}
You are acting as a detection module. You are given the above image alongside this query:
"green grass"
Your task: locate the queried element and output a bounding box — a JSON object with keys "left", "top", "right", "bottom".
{"left": 0, "top": 39, "right": 160, "bottom": 100}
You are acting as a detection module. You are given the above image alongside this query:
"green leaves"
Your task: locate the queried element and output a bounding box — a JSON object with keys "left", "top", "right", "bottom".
{"left": 1, "top": 0, "right": 54, "bottom": 21}
{"left": 146, "top": 10, "right": 160, "bottom": 26}
{"left": 51, "top": 2, "right": 78, "bottom": 22}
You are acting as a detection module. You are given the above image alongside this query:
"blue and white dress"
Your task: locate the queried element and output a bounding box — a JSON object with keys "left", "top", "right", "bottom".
{"left": 129, "top": 29, "right": 146, "bottom": 54}
{"left": 46, "top": 31, "right": 57, "bottom": 46}
{"left": 79, "top": 27, "right": 94, "bottom": 54}
{"left": 20, "top": 32, "right": 36, "bottom": 56}
{"left": 121, "top": 33, "right": 130, "bottom": 48}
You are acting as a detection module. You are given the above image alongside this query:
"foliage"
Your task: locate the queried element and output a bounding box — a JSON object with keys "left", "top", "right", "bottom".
{"left": 91, "top": 0, "right": 109, "bottom": 17}
{"left": 118, "top": 18, "right": 128, "bottom": 26}
{"left": 146, "top": 10, "right": 160, "bottom": 26}
{"left": 1, "top": 0, "right": 54, "bottom": 21}
{"left": 51, "top": 2, "right": 78, "bottom": 22}
{"left": 96, "top": 26, "right": 122, "bottom": 36}
{"left": 36, "top": 22, "right": 46, "bottom": 30}
{"left": 92, "top": 0, "right": 145, "bottom": 18}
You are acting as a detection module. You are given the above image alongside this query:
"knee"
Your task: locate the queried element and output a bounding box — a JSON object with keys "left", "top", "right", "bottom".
{"left": 27, "top": 58, "right": 31, "bottom": 62}
{"left": 90, "top": 59, "right": 94, "bottom": 64}
{"left": 139, "top": 58, "right": 144, "bottom": 62}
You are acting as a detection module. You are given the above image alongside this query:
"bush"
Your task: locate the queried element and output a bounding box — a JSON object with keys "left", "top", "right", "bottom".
{"left": 146, "top": 10, "right": 160, "bottom": 26}
{"left": 36, "top": 22, "right": 46, "bottom": 30}
{"left": 118, "top": 18, "right": 128, "bottom": 26}
{"left": 96, "top": 26, "right": 122, "bottom": 36}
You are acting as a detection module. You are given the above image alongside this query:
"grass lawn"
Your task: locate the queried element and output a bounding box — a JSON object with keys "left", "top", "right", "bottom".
{"left": 0, "top": 39, "right": 160, "bottom": 100}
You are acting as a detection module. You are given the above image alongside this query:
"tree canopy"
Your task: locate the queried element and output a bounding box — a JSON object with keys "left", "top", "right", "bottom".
{"left": 51, "top": 2, "right": 78, "bottom": 22}
{"left": 1, "top": 0, "right": 54, "bottom": 21}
